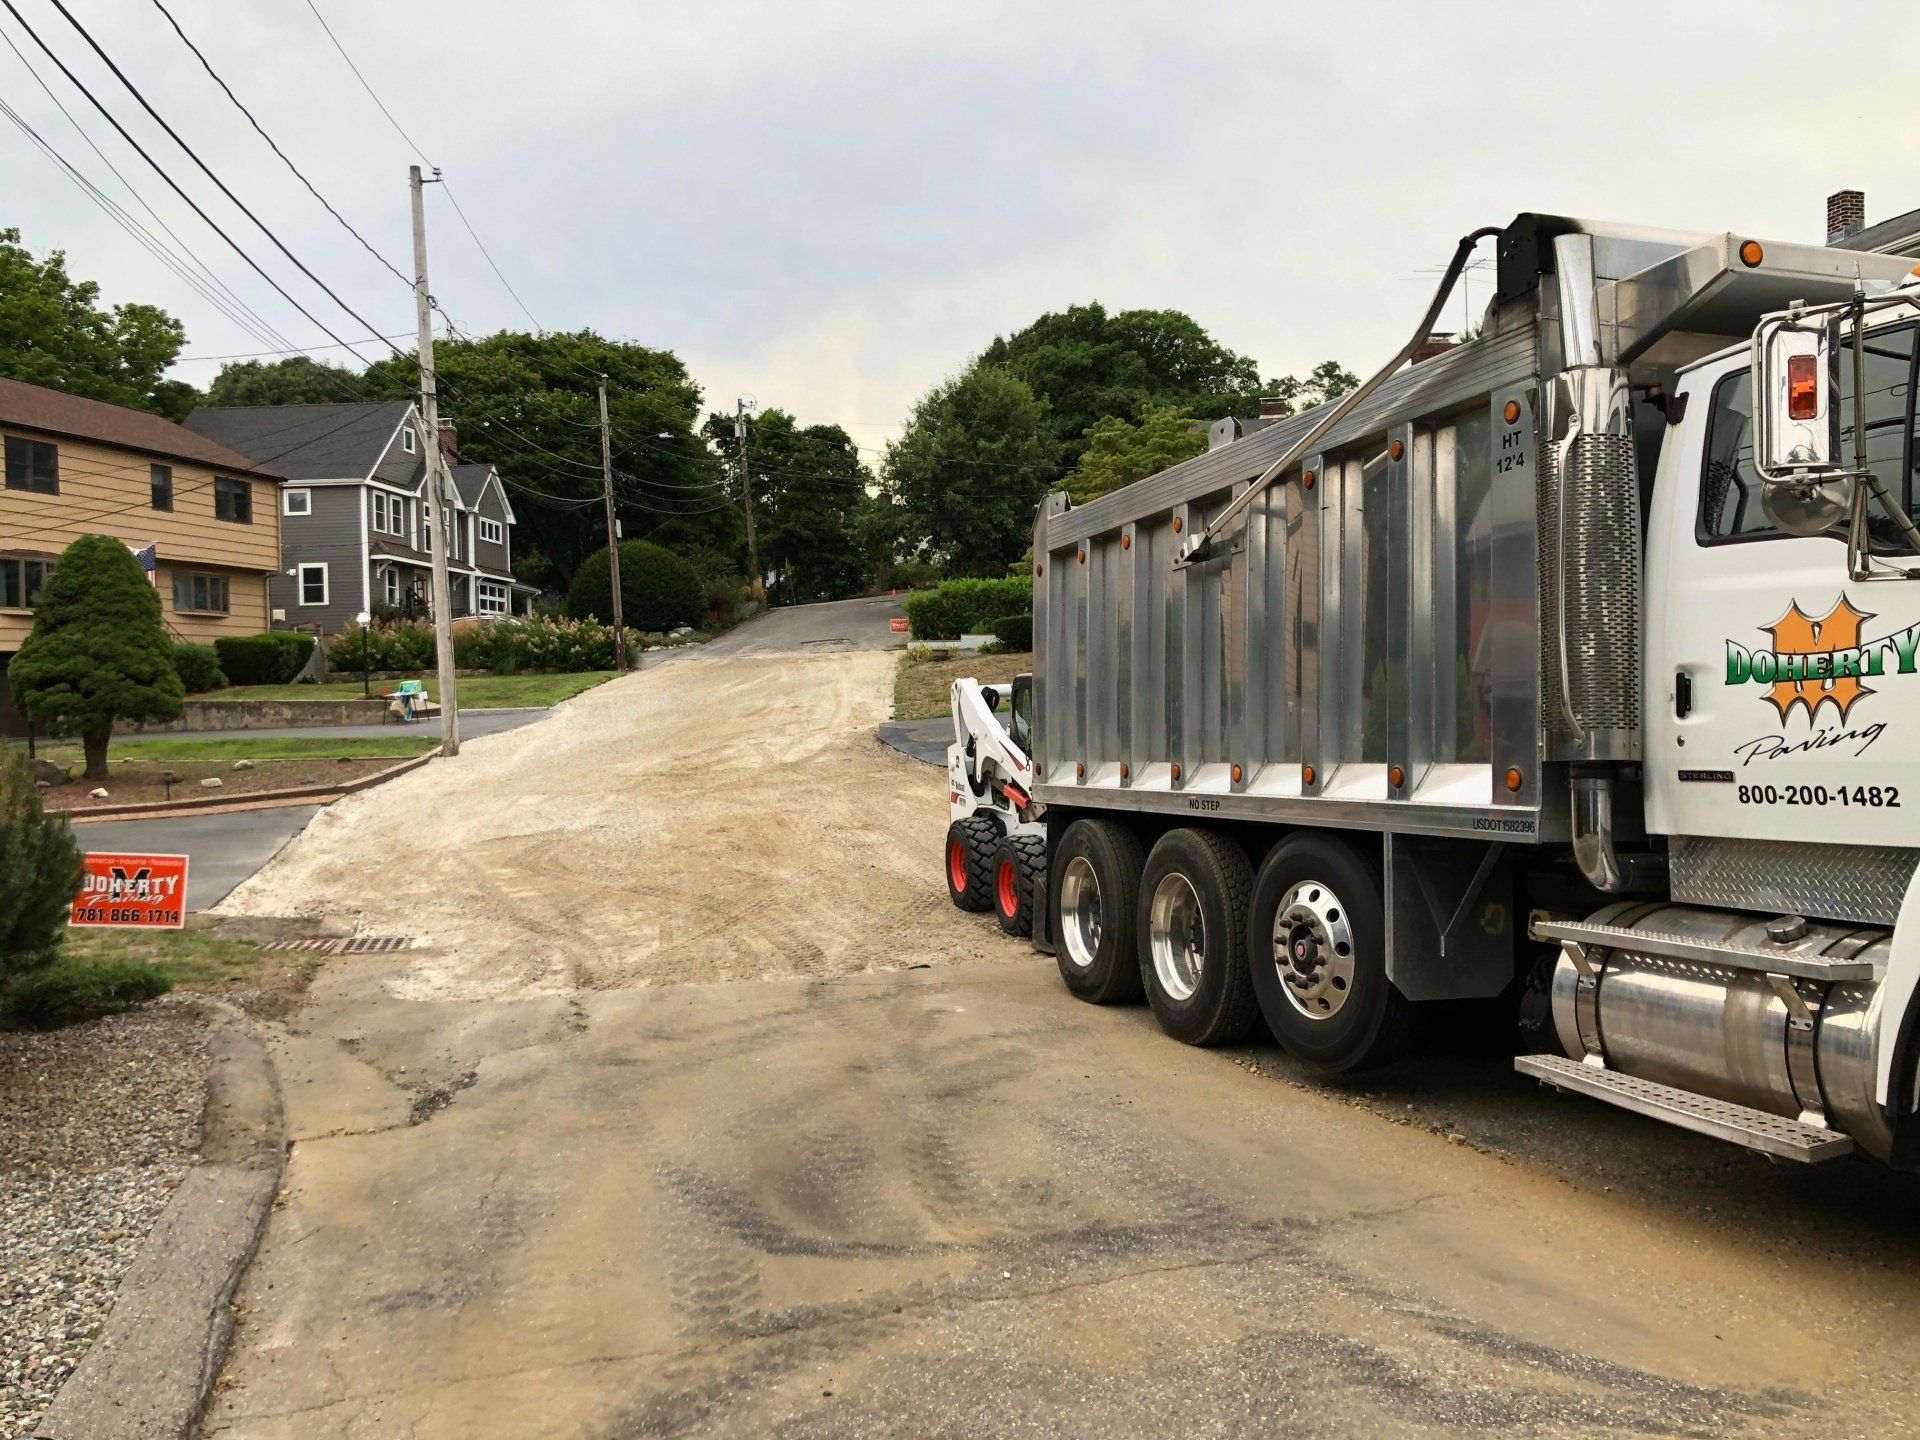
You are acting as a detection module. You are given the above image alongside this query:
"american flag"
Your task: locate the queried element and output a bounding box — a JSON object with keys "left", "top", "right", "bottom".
{"left": 131, "top": 542, "right": 158, "bottom": 587}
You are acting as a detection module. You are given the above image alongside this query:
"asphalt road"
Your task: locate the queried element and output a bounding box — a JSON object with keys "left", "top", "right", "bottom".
{"left": 702, "top": 593, "right": 907, "bottom": 657}
{"left": 110, "top": 706, "right": 552, "bottom": 747}
{"left": 74, "top": 804, "right": 324, "bottom": 912}
{"left": 196, "top": 598, "right": 1920, "bottom": 1438}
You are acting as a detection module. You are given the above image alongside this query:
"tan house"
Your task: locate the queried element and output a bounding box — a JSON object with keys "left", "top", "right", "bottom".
{"left": 0, "top": 376, "right": 286, "bottom": 736}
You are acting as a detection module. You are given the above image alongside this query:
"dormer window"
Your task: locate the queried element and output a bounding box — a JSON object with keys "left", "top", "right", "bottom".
{"left": 402, "top": 425, "right": 417, "bottom": 454}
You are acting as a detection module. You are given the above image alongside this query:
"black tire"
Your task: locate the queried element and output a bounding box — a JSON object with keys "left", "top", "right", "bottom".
{"left": 1051, "top": 818, "right": 1145, "bottom": 1003}
{"left": 1136, "top": 828, "right": 1258, "bottom": 1046}
{"left": 1247, "top": 831, "right": 1422, "bottom": 1072}
{"left": 945, "top": 815, "right": 1000, "bottom": 912}
{"left": 993, "top": 832, "right": 1047, "bottom": 938}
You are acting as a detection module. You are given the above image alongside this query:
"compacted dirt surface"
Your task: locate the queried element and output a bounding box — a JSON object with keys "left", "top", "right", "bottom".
{"left": 200, "top": 595, "right": 1920, "bottom": 1439}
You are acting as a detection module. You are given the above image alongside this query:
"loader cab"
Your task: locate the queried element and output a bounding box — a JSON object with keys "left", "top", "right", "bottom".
{"left": 1010, "top": 672, "right": 1034, "bottom": 754}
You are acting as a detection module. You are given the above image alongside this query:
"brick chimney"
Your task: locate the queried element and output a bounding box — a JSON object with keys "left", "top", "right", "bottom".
{"left": 436, "top": 417, "right": 457, "bottom": 466}
{"left": 1827, "top": 189, "right": 1866, "bottom": 246}
{"left": 1412, "top": 334, "right": 1459, "bottom": 365}
{"left": 1256, "top": 396, "right": 1290, "bottom": 419}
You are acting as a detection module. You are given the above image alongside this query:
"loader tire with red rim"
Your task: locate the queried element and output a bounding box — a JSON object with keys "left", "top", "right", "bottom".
{"left": 993, "top": 832, "right": 1047, "bottom": 938}
{"left": 946, "top": 815, "right": 1001, "bottom": 912}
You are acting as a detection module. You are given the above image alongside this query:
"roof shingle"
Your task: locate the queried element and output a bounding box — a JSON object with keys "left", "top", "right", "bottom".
{"left": 0, "top": 376, "right": 284, "bottom": 478}
{"left": 183, "top": 401, "right": 415, "bottom": 481}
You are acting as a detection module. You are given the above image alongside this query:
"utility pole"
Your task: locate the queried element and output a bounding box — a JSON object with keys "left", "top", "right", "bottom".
{"left": 598, "top": 375, "right": 627, "bottom": 670}
{"left": 735, "top": 398, "right": 762, "bottom": 600}
{"left": 410, "top": 164, "right": 460, "bottom": 756}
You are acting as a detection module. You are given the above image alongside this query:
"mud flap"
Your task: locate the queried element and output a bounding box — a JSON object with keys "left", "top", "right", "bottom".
{"left": 1030, "top": 864, "right": 1055, "bottom": 955}
{"left": 1878, "top": 866, "right": 1920, "bottom": 1169}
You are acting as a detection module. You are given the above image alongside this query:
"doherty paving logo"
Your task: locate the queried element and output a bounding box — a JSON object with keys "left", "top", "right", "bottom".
{"left": 1725, "top": 593, "right": 1920, "bottom": 723}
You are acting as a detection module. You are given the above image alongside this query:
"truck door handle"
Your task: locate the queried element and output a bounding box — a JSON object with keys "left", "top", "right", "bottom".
{"left": 1674, "top": 672, "right": 1693, "bottom": 719}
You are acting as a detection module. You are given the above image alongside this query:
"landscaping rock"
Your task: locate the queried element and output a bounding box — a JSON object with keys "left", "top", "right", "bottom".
{"left": 231, "top": 759, "right": 255, "bottom": 771}
{"left": 27, "top": 759, "right": 66, "bottom": 788}
{"left": 199, "top": 777, "right": 224, "bottom": 790}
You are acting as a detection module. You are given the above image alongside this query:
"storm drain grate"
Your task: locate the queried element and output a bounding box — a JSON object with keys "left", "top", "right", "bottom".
{"left": 260, "top": 936, "right": 414, "bottom": 955}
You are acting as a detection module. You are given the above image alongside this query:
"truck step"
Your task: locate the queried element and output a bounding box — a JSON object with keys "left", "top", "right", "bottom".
{"left": 1530, "top": 918, "right": 1875, "bottom": 983}
{"left": 1514, "top": 1054, "right": 1854, "bottom": 1163}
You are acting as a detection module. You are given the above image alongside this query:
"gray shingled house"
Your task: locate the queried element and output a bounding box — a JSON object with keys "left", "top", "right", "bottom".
{"left": 184, "top": 401, "right": 532, "bottom": 634}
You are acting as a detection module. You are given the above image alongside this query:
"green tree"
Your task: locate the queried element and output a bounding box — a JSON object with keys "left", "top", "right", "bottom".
{"left": 1066, "top": 405, "right": 1208, "bottom": 504}
{"left": 361, "top": 331, "right": 737, "bottom": 591}
{"left": 0, "top": 228, "right": 197, "bottom": 420}
{"left": 0, "top": 744, "right": 83, "bottom": 981}
{"left": 566, "top": 539, "right": 704, "bottom": 631}
{"left": 886, "top": 368, "right": 1053, "bottom": 577}
{"left": 1265, "top": 359, "right": 1359, "bottom": 417}
{"left": 204, "top": 354, "right": 363, "bottom": 406}
{"left": 979, "top": 303, "right": 1264, "bottom": 477}
{"left": 702, "top": 408, "right": 874, "bottom": 603}
{"left": 9, "top": 534, "right": 184, "bottom": 780}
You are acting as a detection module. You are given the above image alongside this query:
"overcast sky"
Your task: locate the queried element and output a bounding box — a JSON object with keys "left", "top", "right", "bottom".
{"left": 5, "top": 0, "right": 1917, "bottom": 454}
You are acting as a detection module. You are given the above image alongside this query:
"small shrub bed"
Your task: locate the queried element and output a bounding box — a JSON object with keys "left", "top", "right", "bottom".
{"left": 0, "top": 744, "right": 83, "bottom": 983}
{"left": 990, "top": 612, "right": 1033, "bottom": 650}
{"left": 328, "top": 615, "right": 636, "bottom": 674}
{"left": 902, "top": 577, "right": 1033, "bottom": 640}
{"left": 172, "top": 642, "right": 227, "bottom": 693}
{"left": 215, "top": 632, "right": 314, "bottom": 685}
{"left": 4, "top": 959, "right": 171, "bottom": 1028}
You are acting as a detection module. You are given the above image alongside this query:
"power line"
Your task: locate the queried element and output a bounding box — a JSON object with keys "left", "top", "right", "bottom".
{"left": 174, "top": 332, "right": 420, "bottom": 364}
{"left": 301, "top": 0, "right": 430, "bottom": 161}
{"left": 1, "top": 0, "right": 385, "bottom": 365}
{"left": 41, "top": 0, "right": 402, "bottom": 362}
{"left": 144, "top": 0, "right": 412, "bottom": 291}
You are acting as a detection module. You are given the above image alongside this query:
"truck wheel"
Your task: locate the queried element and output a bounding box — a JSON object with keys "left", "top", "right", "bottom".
{"left": 1137, "top": 828, "right": 1258, "bottom": 1046}
{"left": 993, "top": 832, "right": 1046, "bottom": 938}
{"left": 1051, "top": 818, "right": 1145, "bottom": 1003}
{"left": 1247, "top": 832, "right": 1421, "bottom": 1072}
{"left": 945, "top": 815, "right": 1001, "bottom": 912}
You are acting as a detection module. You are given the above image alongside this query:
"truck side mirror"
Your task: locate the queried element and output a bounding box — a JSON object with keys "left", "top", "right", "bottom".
{"left": 1751, "top": 311, "right": 1841, "bottom": 478}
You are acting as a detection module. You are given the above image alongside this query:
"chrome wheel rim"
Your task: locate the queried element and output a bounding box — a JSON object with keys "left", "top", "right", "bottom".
{"left": 1148, "top": 872, "right": 1207, "bottom": 1002}
{"left": 1273, "top": 879, "right": 1355, "bottom": 1020}
{"left": 1059, "top": 856, "right": 1103, "bottom": 971}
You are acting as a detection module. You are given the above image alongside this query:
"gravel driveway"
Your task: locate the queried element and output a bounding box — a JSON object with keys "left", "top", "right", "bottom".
{"left": 0, "top": 999, "right": 212, "bottom": 1439}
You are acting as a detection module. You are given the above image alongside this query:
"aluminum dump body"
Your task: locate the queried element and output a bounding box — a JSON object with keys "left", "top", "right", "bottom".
{"left": 1031, "top": 325, "right": 1554, "bottom": 842}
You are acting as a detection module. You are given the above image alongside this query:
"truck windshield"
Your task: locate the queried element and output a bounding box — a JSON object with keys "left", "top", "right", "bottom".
{"left": 1701, "top": 324, "right": 1917, "bottom": 552}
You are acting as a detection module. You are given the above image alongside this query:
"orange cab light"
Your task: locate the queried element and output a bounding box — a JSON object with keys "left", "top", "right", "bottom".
{"left": 1787, "top": 353, "right": 1820, "bottom": 420}
{"left": 1739, "top": 240, "right": 1764, "bottom": 268}
{"left": 1505, "top": 767, "right": 1524, "bottom": 793}
{"left": 1503, "top": 400, "right": 1521, "bottom": 425}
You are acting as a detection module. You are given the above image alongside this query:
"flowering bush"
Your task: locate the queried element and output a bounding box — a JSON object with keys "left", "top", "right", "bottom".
{"left": 326, "top": 615, "right": 638, "bottom": 673}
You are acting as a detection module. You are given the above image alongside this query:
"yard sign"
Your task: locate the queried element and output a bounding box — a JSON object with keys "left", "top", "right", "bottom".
{"left": 70, "top": 853, "right": 189, "bottom": 929}
{"left": 889, "top": 617, "right": 909, "bottom": 633}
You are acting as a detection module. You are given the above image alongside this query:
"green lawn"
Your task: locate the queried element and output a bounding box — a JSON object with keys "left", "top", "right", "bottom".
{"left": 63, "top": 924, "right": 273, "bottom": 989}
{"left": 40, "top": 734, "right": 434, "bottom": 765}
{"left": 195, "top": 671, "right": 616, "bottom": 709}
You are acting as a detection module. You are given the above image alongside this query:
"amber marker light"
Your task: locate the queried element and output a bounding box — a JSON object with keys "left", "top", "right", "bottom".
{"left": 1122, "top": 533, "right": 1132, "bottom": 550}
{"left": 1389, "top": 766, "right": 1404, "bottom": 788}
{"left": 1035, "top": 563, "right": 1043, "bottom": 576}
{"left": 1505, "top": 767, "right": 1524, "bottom": 792}
{"left": 1172, "top": 515, "right": 1184, "bottom": 532}
{"left": 1503, "top": 400, "right": 1521, "bottom": 425}
{"left": 1302, "top": 764, "right": 1316, "bottom": 786}
{"left": 1388, "top": 439, "right": 1404, "bottom": 461}
{"left": 1303, "top": 470, "right": 1317, "bottom": 490}
{"left": 1787, "top": 354, "right": 1820, "bottom": 420}
{"left": 1076, "top": 763, "right": 1085, "bottom": 779}
{"left": 1171, "top": 763, "right": 1183, "bottom": 782}
{"left": 1078, "top": 550, "right": 1086, "bottom": 564}
{"left": 1120, "top": 762, "right": 1130, "bottom": 780}
{"left": 1739, "top": 240, "right": 1764, "bottom": 267}
{"left": 1231, "top": 764, "right": 1243, "bottom": 783}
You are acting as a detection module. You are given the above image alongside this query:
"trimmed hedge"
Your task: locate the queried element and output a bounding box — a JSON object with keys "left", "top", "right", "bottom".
{"left": 567, "top": 541, "right": 704, "bottom": 632}
{"left": 990, "top": 612, "right": 1033, "bottom": 651}
{"left": 326, "top": 616, "right": 635, "bottom": 674}
{"left": 3, "top": 959, "right": 171, "bottom": 1029}
{"left": 215, "top": 632, "right": 314, "bottom": 686}
{"left": 902, "top": 577, "right": 1033, "bottom": 640}
{"left": 171, "top": 642, "right": 227, "bottom": 693}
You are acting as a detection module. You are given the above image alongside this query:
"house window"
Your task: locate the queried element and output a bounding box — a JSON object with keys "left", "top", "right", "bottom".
{"left": 384, "top": 567, "right": 401, "bottom": 606}
{"left": 476, "top": 580, "right": 509, "bottom": 615}
{"left": 214, "top": 476, "right": 252, "bottom": 523}
{"left": 151, "top": 464, "right": 173, "bottom": 511}
{"left": 402, "top": 425, "right": 417, "bottom": 454}
{"left": 4, "top": 437, "right": 59, "bottom": 493}
{"left": 0, "top": 555, "right": 55, "bottom": 610}
{"left": 297, "top": 563, "right": 329, "bottom": 607}
{"left": 478, "top": 516, "right": 503, "bottom": 545}
{"left": 171, "top": 572, "right": 230, "bottom": 614}
{"left": 371, "top": 491, "right": 388, "bottom": 533}
{"left": 284, "top": 487, "right": 311, "bottom": 516}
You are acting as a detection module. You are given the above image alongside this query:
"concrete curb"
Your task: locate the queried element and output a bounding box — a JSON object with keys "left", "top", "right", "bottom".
{"left": 34, "top": 1004, "right": 286, "bottom": 1440}
{"left": 65, "top": 751, "right": 435, "bottom": 824}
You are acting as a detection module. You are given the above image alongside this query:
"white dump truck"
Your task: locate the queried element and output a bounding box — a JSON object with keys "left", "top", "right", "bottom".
{"left": 947, "top": 212, "right": 1920, "bottom": 1169}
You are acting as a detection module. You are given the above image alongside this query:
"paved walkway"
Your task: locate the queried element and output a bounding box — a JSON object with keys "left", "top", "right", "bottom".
{"left": 76, "top": 805, "right": 324, "bottom": 911}
{"left": 876, "top": 717, "right": 948, "bottom": 766}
